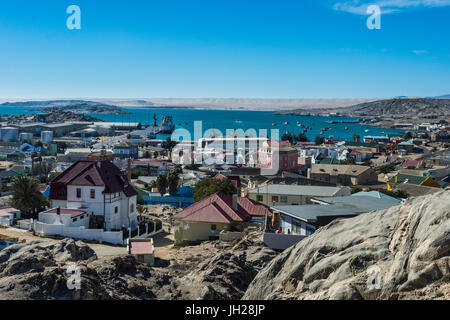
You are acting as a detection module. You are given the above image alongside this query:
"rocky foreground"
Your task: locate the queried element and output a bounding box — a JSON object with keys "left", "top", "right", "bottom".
{"left": 0, "top": 232, "right": 277, "bottom": 300}
{"left": 244, "top": 190, "right": 450, "bottom": 300}
{"left": 0, "top": 191, "right": 448, "bottom": 300}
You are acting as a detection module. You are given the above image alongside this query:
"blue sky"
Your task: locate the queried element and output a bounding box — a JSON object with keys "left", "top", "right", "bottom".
{"left": 0, "top": 0, "right": 449, "bottom": 99}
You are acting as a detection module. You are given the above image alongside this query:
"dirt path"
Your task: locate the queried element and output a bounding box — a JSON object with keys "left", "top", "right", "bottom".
{"left": 0, "top": 227, "right": 125, "bottom": 258}
{"left": 1, "top": 225, "right": 213, "bottom": 263}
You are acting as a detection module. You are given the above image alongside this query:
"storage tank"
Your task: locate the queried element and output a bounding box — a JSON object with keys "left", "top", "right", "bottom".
{"left": 19, "top": 132, "right": 34, "bottom": 142}
{"left": 0, "top": 127, "right": 19, "bottom": 142}
{"left": 41, "top": 131, "right": 54, "bottom": 144}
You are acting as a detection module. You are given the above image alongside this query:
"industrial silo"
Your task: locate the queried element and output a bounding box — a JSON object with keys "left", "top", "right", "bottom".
{"left": 0, "top": 127, "right": 19, "bottom": 142}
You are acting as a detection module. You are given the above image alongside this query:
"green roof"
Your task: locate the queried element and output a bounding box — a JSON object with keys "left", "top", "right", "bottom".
{"left": 388, "top": 173, "right": 428, "bottom": 185}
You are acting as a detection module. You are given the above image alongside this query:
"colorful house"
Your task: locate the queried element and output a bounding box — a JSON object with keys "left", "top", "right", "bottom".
{"left": 173, "top": 192, "right": 272, "bottom": 244}
{"left": 387, "top": 173, "right": 440, "bottom": 190}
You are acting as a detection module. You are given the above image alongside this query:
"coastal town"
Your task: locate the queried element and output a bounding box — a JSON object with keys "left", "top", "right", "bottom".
{"left": 0, "top": 100, "right": 448, "bottom": 300}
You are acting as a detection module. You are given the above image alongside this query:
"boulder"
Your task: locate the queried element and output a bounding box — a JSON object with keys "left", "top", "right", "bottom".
{"left": 243, "top": 190, "right": 450, "bottom": 300}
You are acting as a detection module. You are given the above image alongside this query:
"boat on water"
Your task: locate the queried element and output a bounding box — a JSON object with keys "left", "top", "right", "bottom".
{"left": 159, "top": 116, "right": 175, "bottom": 134}
{"left": 345, "top": 127, "right": 349, "bottom": 130}
{"left": 272, "top": 123, "right": 277, "bottom": 126}
{"left": 284, "top": 121, "right": 289, "bottom": 125}
{"left": 365, "top": 129, "right": 370, "bottom": 133}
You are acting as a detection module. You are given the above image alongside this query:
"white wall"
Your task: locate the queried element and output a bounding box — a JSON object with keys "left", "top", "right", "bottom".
{"left": 34, "top": 222, "right": 123, "bottom": 245}
{"left": 38, "top": 212, "right": 90, "bottom": 228}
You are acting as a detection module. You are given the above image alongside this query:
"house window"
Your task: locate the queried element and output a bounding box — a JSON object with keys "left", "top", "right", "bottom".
{"left": 76, "top": 188, "right": 81, "bottom": 198}
{"left": 271, "top": 196, "right": 279, "bottom": 203}
{"left": 256, "top": 195, "right": 263, "bottom": 202}
{"left": 90, "top": 189, "right": 95, "bottom": 199}
{"left": 211, "top": 224, "right": 217, "bottom": 231}
{"left": 280, "top": 196, "right": 288, "bottom": 203}
{"left": 114, "top": 206, "right": 118, "bottom": 214}
{"left": 80, "top": 215, "right": 84, "bottom": 220}
{"left": 130, "top": 204, "right": 135, "bottom": 213}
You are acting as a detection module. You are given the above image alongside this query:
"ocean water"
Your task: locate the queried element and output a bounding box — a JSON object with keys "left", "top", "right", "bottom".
{"left": 87, "top": 108, "right": 404, "bottom": 141}
{"left": 0, "top": 106, "right": 404, "bottom": 141}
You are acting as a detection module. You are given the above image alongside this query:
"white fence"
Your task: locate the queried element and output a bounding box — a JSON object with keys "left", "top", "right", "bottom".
{"left": 34, "top": 222, "right": 123, "bottom": 245}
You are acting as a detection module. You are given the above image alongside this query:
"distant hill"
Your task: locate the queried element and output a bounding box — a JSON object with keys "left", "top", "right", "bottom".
{"left": 435, "top": 94, "right": 450, "bottom": 99}
{"left": 277, "top": 98, "right": 450, "bottom": 118}
{"left": 0, "top": 100, "right": 128, "bottom": 114}
{"left": 342, "top": 98, "right": 450, "bottom": 117}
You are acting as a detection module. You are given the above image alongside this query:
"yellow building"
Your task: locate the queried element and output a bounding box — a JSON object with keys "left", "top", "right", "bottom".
{"left": 387, "top": 173, "right": 440, "bottom": 190}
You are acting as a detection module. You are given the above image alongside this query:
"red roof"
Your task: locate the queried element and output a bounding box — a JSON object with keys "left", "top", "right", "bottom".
{"left": 402, "top": 160, "right": 424, "bottom": 168}
{"left": 237, "top": 197, "right": 272, "bottom": 217}
{"left": 129, "top": 241, "right": 153, "bottom": 255}
{"left": 174, "top": 192, "right": 272, "bottom": 224}
{"left": 43, "top": 208, "right": 87, "bottom": 218}
{"left": 49, "top": 160, "right": 137, "bottom": 200}
{"left": 215, "top": 174, "right": 242, "bottom": 188}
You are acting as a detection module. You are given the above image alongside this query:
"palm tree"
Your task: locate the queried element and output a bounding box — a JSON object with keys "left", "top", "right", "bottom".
{"left": 8, "top": 176, "right": 49, "bottom": 218}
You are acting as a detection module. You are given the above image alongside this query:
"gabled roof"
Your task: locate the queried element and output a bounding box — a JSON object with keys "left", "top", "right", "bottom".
{"left": 352, "top": 191, "right": 400, "bottom": 203}
{"left": 388, "top": 173, "right": 428, "bottom": 185}
{"left": 174, "top": 193, "right": 247, "bottom": 224}
{"left": 237, "top": 197, "right": 272, "bottom": 217}
{"left": 402, "top": 160, "right": 425, "bottom": 168}
{"left": 49, "top": 160, "right": 137, "bottom": 200}
{"left": 311, "top": 164, "right": 372, "bottom": 176}
{"left": 174, "top": 192, "right": 267, "bottom": 224}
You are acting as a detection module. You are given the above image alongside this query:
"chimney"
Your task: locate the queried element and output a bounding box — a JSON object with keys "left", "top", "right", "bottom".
{"left": 232, "top": 194, "right": 238, "bottom": 211}
{"left": 127, "top": 158, "right": 132, "bottom": 182}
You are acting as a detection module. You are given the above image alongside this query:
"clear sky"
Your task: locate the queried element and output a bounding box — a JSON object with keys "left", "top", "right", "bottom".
{"left": 0, "top": 0, "right": 449, "bottom": 99}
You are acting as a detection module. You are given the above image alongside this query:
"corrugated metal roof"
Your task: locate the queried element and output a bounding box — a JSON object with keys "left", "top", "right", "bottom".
{"left": 248, "top": 184, "right": 345, "bottom": 197}
{"left": 273, "top": 195, "right": 400, "bottom": 222}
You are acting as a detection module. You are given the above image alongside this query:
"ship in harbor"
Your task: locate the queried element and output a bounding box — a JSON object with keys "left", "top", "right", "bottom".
{"left": 159, "top": 115, "right": 175, "bottom": 134}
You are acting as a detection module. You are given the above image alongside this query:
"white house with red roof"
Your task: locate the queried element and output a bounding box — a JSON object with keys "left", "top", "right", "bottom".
{"left": 173, "top": 192, "right": 272, "bottom": 244}
{"left": 47, "top": 160, "right": 138, "bottom": 231}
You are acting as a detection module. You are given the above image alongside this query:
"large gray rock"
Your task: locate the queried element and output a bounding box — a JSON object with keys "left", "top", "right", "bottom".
{"left": 0, "top": 232, "right": 278, "bottom": 300}
{"left": 172, "top": 231, "right": 278, "bottom": 300}
{"left": 243, "top": 190, "right": 450, "bottom": 300}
